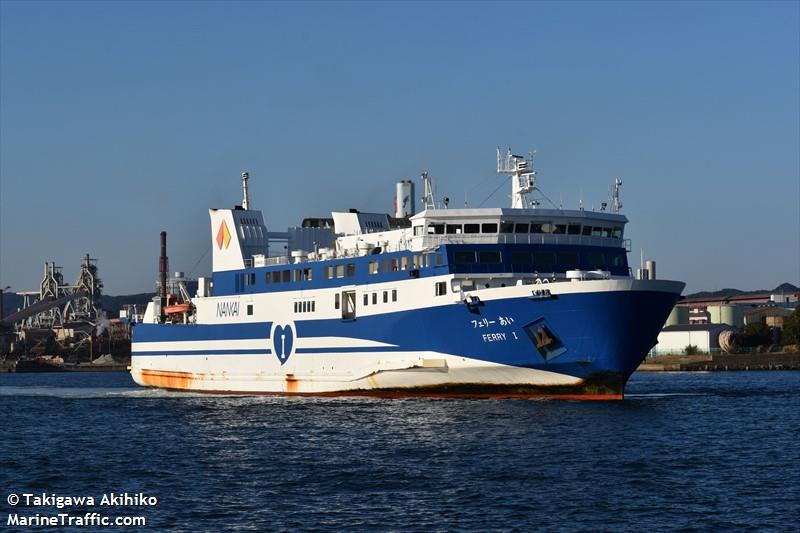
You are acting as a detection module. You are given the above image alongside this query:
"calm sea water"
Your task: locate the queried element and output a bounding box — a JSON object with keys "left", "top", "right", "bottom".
{"left": 1, "top": 371, "right": 798, "bottom": 532}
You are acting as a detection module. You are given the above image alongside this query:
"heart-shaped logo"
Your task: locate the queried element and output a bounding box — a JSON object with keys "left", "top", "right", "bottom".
{"left": 272, "top": 324, "right": 295, "bottom": 365}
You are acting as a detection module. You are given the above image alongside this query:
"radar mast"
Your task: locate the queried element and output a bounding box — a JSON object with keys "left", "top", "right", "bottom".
{"left": 497, "top": 147, "right": 537, "bottom": 208}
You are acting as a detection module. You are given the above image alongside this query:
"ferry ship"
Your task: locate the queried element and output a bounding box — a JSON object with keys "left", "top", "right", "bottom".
{"left": 130, "top": 149, "right": 684, "bottom": 399}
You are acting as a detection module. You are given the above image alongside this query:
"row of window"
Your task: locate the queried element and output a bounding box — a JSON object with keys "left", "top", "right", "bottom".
{"left": 368, "top": 253, "right": 444, "bottom": 274}
{"left": 453, "top": 250, "right": 625, "bottom": 268}
{"left": 415, "top": 222, "right": 623, "bottom": 238}
{"left": 235, "top": 273, "right": 257, "bottom": 292}
{"left": 363, "top": 289, "right": 398, "bottom": 306}
{"left": 324, "top": 263, "right": 356, "bottom": 279}
{"left": 294, "top": 300, "right": 315, "bottom": 313}
{"left": 265, "top": 268, "right": 313, "bottom": 284}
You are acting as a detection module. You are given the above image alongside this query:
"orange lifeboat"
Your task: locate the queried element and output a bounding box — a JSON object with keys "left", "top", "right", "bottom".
{"left": 164, "top": 294, "right": 192, "bottom": 315}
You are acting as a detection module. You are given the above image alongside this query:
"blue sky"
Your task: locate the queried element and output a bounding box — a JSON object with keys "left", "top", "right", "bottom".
{"left": 1, "top": 0, "right": 798, "bottom": 295}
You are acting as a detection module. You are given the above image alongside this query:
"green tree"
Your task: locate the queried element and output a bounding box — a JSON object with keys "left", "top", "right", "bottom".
{"left": 783, "top": 307, "right": 800, "bottom": 345}
{"left": 741, "top": 322, "right": 772, "bottom": 347}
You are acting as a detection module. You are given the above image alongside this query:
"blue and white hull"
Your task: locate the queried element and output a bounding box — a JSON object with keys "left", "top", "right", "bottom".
{"left": 131, "top": 278, "right": 683, "bottom": 398}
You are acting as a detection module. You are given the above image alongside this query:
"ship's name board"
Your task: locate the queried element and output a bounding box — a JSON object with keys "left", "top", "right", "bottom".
{"left": 216, "top": 301, "right": 240, "bottom": 318}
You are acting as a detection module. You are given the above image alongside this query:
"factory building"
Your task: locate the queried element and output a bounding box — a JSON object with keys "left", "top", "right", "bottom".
{"left": 653, "top": 324, "right": 736, "bottom": 355}
{"left": 744, "top": 307, "right": 794, "bottom": 329}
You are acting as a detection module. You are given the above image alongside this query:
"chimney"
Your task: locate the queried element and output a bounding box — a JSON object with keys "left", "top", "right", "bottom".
{"left": 159, "top": 231, "right": 168, "bottom": 320}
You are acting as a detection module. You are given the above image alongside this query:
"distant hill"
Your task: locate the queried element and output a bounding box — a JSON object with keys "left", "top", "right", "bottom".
{"left": 684, "top": 283, "right": 799, "bottom": 300}
{"left": 99, "top": 293, "right": 155, "bottom": 315}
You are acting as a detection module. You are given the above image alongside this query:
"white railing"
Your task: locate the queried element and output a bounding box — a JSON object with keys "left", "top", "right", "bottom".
{"left": 263, "top": 256, "right": 291, "bottom": 266}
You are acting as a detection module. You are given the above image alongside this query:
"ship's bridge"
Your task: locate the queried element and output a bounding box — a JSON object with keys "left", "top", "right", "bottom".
{"left": 407, "top": 208, "right": 629, "bottom": 251}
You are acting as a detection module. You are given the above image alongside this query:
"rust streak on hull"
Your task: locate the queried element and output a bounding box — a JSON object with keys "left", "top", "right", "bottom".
{"left": 133, "top": 373, "right": 626, "bottom": 400}
{"left": 139, "top": 369, "right": 197, "bottom": 390}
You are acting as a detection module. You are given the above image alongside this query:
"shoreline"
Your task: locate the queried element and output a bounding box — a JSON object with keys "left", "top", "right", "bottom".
{"left": 637, "top": 353, "right": 800, "bottom": 372}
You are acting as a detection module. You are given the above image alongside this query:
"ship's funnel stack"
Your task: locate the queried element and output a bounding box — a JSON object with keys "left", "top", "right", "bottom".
{"left": 159, "top": 231, "right": 168, "bottom": 321}
{"left": 209, "top": 171, "right": 269, "bottom": 272}
{"left": 395, "top": 180, "right": 415, "bottom": 217}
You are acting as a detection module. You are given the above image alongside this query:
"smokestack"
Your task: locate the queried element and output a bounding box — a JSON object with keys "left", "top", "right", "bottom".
{"left": 241, "top": 171, "right": 250, "bottom": 210}
{"left": 159, "top": 232, "right": 168, "bottom": 321}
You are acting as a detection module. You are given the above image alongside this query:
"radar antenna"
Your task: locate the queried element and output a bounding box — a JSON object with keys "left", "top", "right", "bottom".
{"left": 497, "top": 147, "right": 537, "bottom": 208}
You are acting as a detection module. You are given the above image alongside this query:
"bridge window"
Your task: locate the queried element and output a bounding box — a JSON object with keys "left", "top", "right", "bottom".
{"left": 587, "top": 252, "right": 605, "bottom": 268}
{"left": 435, "top": 281, "right": 447, "bottom": 296}
{"left": 324, "top": 266, "right": 333, "bottom": 279}
{"left": 500, "top": 221, "right": 514, "bottom": 233}
{"left": 272, "top": 271, "right": 282, "bottom": 283}
{"left": 602, "top": 227, "right": 613, "bottom": 238}
{"left": 413, "top": 226, "right": 425, "bottom": 236}
{"left": 568, "top": 224, "right": 581, "bottom": 235}
{"left": 401, "top": 256, "right": 410, "bottom": 270}
{"left": 446, "top": 224, "right": 462, "bottom": 234}
{"left": 282, "top": 270, "right": 291, "bottom": 282}
{"left": 514, "top": 223, "right": 529, "bottom": 233}
{"left": 481, "top": 223, "right": 498, "bottom": 233}
{"left": 303, "top": 268, "right": 312, "bottom": 281}
{"left": 534, "top": 252, "right": 555, "bottom": 266}
{"left": 464, "top": 223, "right": 480, "bottom": 234}
{"left": 553, "top": 224, "right": 567, "bottom": 235}
{"left": 531, "top": 223, "right": 553, "bottom": 234}
{"left": 558, "top": 252, "right": 579, "bottom": 268}
{"left": 612, "top": 227, "right": 623, "bottom": 239}
{"left": 382, "top": 259, "right": 390, "bottom": 272}
{"left": 264, "top": 272, "right": 271, "bottom": 284}
{"left": 591, "top": 227, "right": 603, "bottom": 237}
{"left": 428, "top": 224, "right": 445, "bottom": 235}
{"left": 436, "top": 253, "right": 443, "bottom": 266}
{"left": 582, "top": 226, "right": 592, "bottom": 236}
{"left": 512, "top": 251, "right": 533, "bottom": 264}
{"left": 345, "top": 263, "right": 356, "bottom": 277}
{"left": 294, "top": 270, "right": 302, "bottom": 282}
{"left": 413, "top": 255, "right": 423, "bottom": 268}
{"left": 336, "top": 265, "right": 345, "bottom": 278}
{"left": 368, "top": 260, "right": 379, "bottom": 274}
{"left": 455, "top": 251, "right": 476, "bottom": 264}
{"left": 479, "top": 251, "right": 502, "bottom": 264}
{"left": 610, "top": 253, "right": 625, "bottom": 267}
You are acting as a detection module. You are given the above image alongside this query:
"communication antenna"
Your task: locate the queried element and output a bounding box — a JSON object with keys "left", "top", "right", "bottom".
{"left": 611, "top": 178, "right": 623, "bottom": 213}
{"left": 241, "top": 171, "right": 250, "bottom": 210}
{"left": 420, "top": 171, "right": 436, "bottom": 210}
